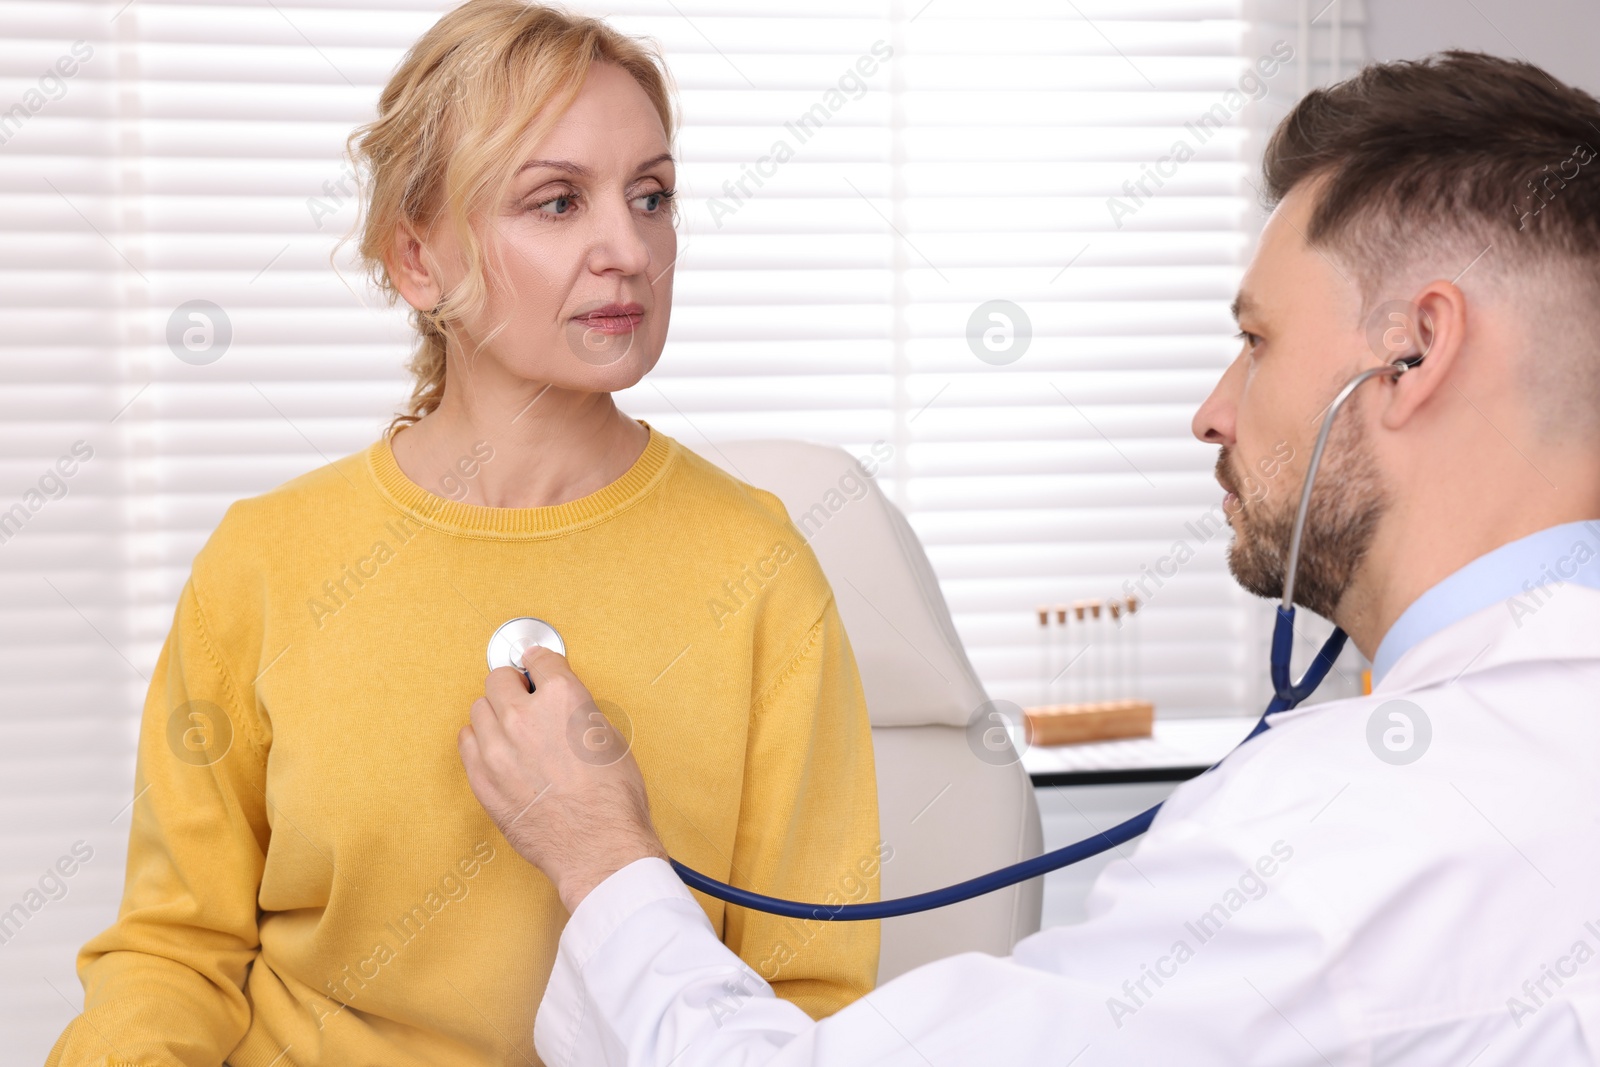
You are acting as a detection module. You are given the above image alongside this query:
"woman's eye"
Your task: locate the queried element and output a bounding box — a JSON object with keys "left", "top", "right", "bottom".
{"left": 632, "top": 189, "right": 674, "bottom": 213}
{"left": 1236, "top": 329, "right": 1262, "bottom": 350}
{"left": 534, "top": 194, "right": 575, "bottom": 216}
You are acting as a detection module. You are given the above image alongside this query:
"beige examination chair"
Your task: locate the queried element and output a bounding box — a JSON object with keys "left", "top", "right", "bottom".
{"left": 708, "top": 440, "right": 1044, "bottom": 984}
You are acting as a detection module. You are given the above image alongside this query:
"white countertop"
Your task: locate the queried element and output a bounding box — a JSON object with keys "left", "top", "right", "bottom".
{"left": 1021, "top": 715, "right": 1258, "bottom": 776}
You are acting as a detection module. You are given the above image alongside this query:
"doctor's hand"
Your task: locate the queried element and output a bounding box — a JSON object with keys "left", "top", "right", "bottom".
{"left": 458, "top": 646, "right": 668, "bottom": 913}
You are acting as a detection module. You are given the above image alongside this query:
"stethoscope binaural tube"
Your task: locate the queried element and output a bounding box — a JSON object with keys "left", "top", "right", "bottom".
{"left": 1280, "top": 363, "right": 1406, "bottom": 615}
{"left": 1266, "top": 358, "right": 1416, "bottom": 710}
{"left": 1259, "top": 362, "right": 1402, "bottom": 713}
{"left": 520, "top": 360, "right": 1413, "bottom": 921}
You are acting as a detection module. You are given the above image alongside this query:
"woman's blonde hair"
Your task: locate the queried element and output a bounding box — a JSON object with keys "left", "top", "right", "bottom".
{"left": 345, "top": 1, "right": 676, "bottom": 434}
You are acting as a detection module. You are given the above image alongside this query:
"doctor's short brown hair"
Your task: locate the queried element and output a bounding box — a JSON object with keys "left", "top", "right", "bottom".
{"left": 1261, "top": 50, "right": 1600, "bottom": 305}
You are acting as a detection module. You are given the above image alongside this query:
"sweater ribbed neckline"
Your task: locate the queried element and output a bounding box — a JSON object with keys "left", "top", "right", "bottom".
{"left": 364, "top": 422, "right": 674, "bottom": 538}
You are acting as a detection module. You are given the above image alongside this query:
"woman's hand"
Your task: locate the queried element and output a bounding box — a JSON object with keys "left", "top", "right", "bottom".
{"left": 458, "top": 646, "right": 668, "bottom": 913}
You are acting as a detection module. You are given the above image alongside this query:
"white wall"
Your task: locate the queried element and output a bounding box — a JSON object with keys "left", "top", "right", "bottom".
{"left": 1366, "top": 0, "right": 1599, "bottom": 94}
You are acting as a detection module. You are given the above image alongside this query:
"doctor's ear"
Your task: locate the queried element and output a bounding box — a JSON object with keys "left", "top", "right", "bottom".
{"left": 1373, "top": 281, "right": 1467, "bottom": 431}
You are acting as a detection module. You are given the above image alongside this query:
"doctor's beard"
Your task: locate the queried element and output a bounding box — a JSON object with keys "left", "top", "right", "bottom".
{"left": 1219, "top": 410, "right": 1389, "bottom": 621}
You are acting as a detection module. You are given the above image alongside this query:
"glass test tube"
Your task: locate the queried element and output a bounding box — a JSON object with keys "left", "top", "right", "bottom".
{"left": 1037, "top": 606, "right": 1050, "bottom": 707}
{"left": 1108, "top": 598, "right": 1124, "bottom": 705}
{"left": 1055, "top": 605, "right": 1069, "bottom": 705}
{"left": 1071, "top": 602, "right": 1086, "bottom": 706}
{"left": 1089, "top": 600, "right": 1103, "bottom": 705}
{"left": 1126, "top": 595, "right": 1141, "bottom": 702}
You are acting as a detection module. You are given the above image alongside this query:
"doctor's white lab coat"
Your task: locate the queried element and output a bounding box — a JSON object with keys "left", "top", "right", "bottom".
{"left": 534, "top": 585, "right": 1600, "bottom": 1066}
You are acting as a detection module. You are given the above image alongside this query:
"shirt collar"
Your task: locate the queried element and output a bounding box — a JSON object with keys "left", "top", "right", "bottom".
{"left": 1372, "top": 519, "right": 1600, "bottom": 684}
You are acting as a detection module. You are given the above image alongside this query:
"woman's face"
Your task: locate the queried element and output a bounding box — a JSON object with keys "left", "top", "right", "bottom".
{"left": 422, "top": 62, "right": 677, "bottom": 395}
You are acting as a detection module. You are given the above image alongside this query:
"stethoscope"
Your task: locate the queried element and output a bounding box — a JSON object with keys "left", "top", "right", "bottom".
{"left": 487, "top": 356, "right": 1419, "bottom": 921}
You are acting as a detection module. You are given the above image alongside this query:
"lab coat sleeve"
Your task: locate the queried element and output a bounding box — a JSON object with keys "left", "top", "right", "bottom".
{"left": 47, "top": 578, "right": 269, "bottom": 1067}
{"left": 535, "top": 857, "right": 812, "bottom": 1066}
{"left": 537, "top": 796, "right": 1340, "bottom": 1066}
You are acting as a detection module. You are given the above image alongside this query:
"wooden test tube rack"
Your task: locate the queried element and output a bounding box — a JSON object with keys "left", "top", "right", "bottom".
{"left": 1026, "top": 594, "right": 1153, "bottom": 746}
{"left": 1023, "top": 699, "right": 1154, "bottom": 746}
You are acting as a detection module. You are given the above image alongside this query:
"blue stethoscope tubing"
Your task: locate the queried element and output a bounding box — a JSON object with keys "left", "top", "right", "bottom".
{"left": 667, "top": 359, "right": 1413, "bottom": 921}
{"left": 672, "top": 617, "right": 1346, "bottom": 922}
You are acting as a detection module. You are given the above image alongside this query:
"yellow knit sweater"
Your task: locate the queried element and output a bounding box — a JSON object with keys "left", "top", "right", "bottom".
{"left": 48, "top": 423, "right": 880, "bottom": 1067}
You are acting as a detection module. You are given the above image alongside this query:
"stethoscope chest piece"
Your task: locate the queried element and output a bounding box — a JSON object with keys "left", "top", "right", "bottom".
{"left": 487, "top": 617, "right": 566, "bottom": 686}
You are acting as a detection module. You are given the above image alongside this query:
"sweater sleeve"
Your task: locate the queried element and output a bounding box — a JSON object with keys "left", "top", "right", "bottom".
{"left": 718, "top": 594, "right": 882, "bottom": 1020}
{"left": 47, "top": 577, "right": 270, "bottom": 1067}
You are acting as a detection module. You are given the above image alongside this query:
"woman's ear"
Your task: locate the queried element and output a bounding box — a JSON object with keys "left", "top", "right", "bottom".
{"left": 1379, "top": 280, "right": 1467, "bottom": 431}
{"left": 385, "top": 220, "right": 441, "bottom": 313}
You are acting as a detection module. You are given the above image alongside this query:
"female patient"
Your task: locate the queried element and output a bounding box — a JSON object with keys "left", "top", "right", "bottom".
{"left": 47, "top": 3, "right": 879, "bottom": 1063}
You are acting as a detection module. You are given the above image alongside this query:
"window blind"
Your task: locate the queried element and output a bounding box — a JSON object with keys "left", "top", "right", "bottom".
{"left": 3, "top": 2, "right": 138, "bottom": 1051}
{"left": 0, "top": 0, "right": 1365, "bottom": 1053}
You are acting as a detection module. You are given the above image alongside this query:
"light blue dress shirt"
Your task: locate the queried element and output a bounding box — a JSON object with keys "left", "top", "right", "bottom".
{"left": 1372, "top": 518, "right": 1600, "bottom": 683}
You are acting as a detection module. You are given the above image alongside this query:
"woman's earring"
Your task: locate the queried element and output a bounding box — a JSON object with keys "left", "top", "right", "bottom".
{"left": 427, "top": 299, "right": 447, "bottom": 330}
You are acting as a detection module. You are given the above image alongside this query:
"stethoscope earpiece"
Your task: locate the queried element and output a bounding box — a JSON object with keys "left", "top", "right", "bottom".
{"left": 1391, "top": 353, "right": 1425, "bottom": 373}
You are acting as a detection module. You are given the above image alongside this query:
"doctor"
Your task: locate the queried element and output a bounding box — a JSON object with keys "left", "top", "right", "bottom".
{"left": 459, "top": 51, "right": 1600, "bottom": 1065}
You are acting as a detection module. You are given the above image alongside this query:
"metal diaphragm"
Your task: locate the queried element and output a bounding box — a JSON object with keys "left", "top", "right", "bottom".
{"left": 487, "top": 617, "right": 566, "bottom": 681}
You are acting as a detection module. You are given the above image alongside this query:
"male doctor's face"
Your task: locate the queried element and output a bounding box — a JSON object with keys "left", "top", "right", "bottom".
{"left": 1191, "top": 185, "right": 1391, "bottom": 620}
